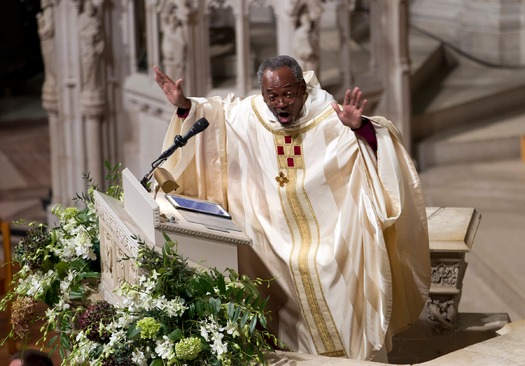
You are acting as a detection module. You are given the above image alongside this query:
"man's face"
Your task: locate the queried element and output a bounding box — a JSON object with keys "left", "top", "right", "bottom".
{"left": 261, "top": 67, "right": 306, "bottom": 126}
{"left": 9, "top": 359, "right": 22, "bottom": 366}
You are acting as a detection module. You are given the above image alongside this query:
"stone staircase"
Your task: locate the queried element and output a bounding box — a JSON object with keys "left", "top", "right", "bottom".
{"left": 410, "top": 30, "right": 525, "bottom": 170}
{"left": 409, "top": 29, "right": 525, "bottom": 323}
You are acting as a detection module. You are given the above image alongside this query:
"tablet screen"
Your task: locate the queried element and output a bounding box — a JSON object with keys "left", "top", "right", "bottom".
{"left": 165, "top": 194, "right": 231, "bottom": 219}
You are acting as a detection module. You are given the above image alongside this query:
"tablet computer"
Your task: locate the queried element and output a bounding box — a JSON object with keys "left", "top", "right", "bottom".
{"left": 165, "top": 194, "right": 231, "bottom": 219}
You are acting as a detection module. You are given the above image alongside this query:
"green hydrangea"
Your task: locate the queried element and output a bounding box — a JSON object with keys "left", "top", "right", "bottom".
{"left": 136, "top": 317, "right": 161, "bottom": 339}
{"left": 175, "top": 337, "right": 202, "bottom": 361}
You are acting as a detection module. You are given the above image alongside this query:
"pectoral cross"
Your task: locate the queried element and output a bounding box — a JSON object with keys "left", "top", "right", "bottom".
{"left": 275, "top": 171, "right": 289, "bottom": 187}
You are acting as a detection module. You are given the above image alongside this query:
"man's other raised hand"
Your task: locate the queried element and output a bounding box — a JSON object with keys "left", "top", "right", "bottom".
{"left": 154, "top": 66, "right": 191, "bottom": 109}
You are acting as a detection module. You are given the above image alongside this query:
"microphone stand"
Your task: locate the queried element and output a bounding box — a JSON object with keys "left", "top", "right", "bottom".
{"left": 140, "top": 134, "right": 187, "bottom": 191}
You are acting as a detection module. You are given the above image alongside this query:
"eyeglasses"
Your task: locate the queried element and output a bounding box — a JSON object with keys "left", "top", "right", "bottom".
{"left": 264, "top": 86, "right": 303, "bottom": 106}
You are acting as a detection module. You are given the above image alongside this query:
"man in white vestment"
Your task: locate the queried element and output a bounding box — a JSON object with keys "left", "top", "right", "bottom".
{"left": 154, "top": 55, "right": 430, "bottom": 361}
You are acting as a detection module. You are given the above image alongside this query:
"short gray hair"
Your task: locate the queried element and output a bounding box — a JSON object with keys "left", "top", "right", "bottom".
{"left": 257, "top": 55, "right": 304, "bottom": 88}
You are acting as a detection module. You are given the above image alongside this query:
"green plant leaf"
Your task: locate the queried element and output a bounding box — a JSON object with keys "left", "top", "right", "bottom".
{"left": 240, "top": 312, "right": 249, "bottom": 328}
{"left": 209, "top": 297, "right": 221, "bottom": 314}
{"left": 249, "top": 315, "right": 257, "bottom": 334}
{"left": 127, "top": 323, "right": 140, "bottom": 339}
{"left": 167, "top": 328, "right": 182, "bottom": 341}
{"left": 258, "top": 314, "right": 267, "bottom": 329}
{"left": 150, "top": 358, "right": 163, "bottom": 366}
{"left": 227, "top": 302, "right": 235, "bottom": 319}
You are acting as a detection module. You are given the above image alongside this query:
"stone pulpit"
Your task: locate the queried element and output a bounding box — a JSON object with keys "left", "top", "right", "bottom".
{"left": 93, "top": 168, "right": 252, "bottom": 304}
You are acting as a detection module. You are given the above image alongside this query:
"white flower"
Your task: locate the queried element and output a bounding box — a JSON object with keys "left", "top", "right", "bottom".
{"left": 68, "top": 331, "right": 98, "bottom": 364}
{"left": 58, "top": 270, "right": 76, "bottom": 301}
{"left": 200, "top": 326, "right": 209, "bottom": 342}
{"left": 200, "top": 316, "right": 228, "bottom": 356}
{"left": 211, "top": 330, "right": 227, "bottom": 356}
{"left": 54, "top": 298, "right": 70, "bottom": 312}
{"left": 225, "top": 319, "right": 239, "bottom": 338}
{"left": 15, "top": 269, "right": 56, "bottom": 298}
{"left": 56, "top": 229, "right": 96, "bottom": 261}
{"left": 150, "top": 270, "right": 160, "bottom": 280}
{"left": 107, "top": 329, "right": 126, "bottom": 348}
{"left": 132, "top": 350, "right": 148, "bottom": 366}
{"left": 112, "top": 311, "right": 138, "bottom": 330}
{"left": 164, "top": 297, "right": 186, "bottom": 317}
{"left": 155, "top": 336, "right": 176, "bottom": 361}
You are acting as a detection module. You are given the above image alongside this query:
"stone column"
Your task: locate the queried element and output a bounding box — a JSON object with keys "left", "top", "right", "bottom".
{"left": 37, "top": 0, "right": 65, "bottom": 205}
{"left": 82, "top": 101, "right": 105, "bottom": 187}
{"left": 272, "top": 1, "right": 295, "bottom": 56}
{"left": 42, "top": 92, "right": 63, "bottom": 204}
{"left": 336, "top": 0, "right": 355, "bottom": 88}
{"left": 230, "top": 0, "right": 251, "bottom": 95}
{"left": 370, "top": 0, "right": 412, "bottom": 150}
{"left": 79, "top": 0, "right": 106, "bottom": 186}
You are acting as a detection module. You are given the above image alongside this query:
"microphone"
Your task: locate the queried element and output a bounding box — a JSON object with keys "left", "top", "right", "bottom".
{"left": 158, "top": 117, "right": 209, "bottom": 160}
{"left": 140, "top": 117, "right": 209, "bottom": 190}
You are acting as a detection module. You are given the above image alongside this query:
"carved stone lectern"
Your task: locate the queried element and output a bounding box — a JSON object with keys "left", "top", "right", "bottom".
{"left": 93, "top": 168, "right": 252, "bottom": 304}
{"left": 425, "top": 206, "right": 482, "bottom": 328}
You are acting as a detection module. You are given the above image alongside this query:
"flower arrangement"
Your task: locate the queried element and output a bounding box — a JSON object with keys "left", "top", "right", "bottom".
{"left": 0, "top": 163, "right": 280, "bottom": 365}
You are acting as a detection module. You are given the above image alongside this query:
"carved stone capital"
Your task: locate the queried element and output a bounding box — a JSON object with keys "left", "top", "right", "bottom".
{"left": 426, "top": 297, "right": 458, "bottom": 329}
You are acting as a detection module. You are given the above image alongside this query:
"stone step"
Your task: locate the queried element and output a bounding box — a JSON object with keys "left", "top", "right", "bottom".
{"left": 409, "top": 31, "right": 453, "bottom": 98}
{"left": 411, "top": 48, "right": 525, "bottom": 142}
{"left": 407, "top": 31, "right": 525, "bottom": 169}
{"left": 416, "top": 108, "right": 525, "bottom": 170}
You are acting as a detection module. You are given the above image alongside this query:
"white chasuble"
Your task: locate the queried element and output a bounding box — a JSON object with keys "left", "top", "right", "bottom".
{"left": 161, "top": 73, "right": 430, "bottom": 360}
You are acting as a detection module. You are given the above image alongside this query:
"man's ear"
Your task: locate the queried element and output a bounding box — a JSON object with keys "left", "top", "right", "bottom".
{"left": 300, "top": 80, "right": 307, "bottom": 96}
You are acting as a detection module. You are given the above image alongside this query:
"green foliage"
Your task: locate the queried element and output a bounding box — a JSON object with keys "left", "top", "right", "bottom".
{"left": 1, "top": 162, "right": 282, "bottom": 365}
{"left": 67, "top": 238, "right": 280, "bottom": 365}
{"left": 0, "top": 162, "right": 123, "bottom": 356}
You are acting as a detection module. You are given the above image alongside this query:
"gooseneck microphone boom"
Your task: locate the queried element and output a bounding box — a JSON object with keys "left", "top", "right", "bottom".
{"left": 157, "top": 117, "right": 209, "bottom": 160}
{"left": 140, "top": 117, "right": 209, "bottom": 190}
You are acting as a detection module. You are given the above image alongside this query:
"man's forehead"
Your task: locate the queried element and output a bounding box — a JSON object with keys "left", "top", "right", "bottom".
{"left": 262, "top": 68, "right": 297, "bottom": 89}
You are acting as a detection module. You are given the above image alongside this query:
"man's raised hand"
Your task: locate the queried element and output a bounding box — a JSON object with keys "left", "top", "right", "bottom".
{"left": 331, "top": 87, "right": 368, "bottom": 129}
{"left": 154, "top": 66, "right": 191, "bottom": 109}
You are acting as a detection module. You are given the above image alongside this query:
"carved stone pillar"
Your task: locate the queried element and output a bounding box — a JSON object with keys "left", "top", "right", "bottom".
{"left": 37, "top": 0, "right": 65, "bottom": 206}
{"left": 158, "top": 0, "right": 191, "bottom": 80}
{"left": 79, "top": 0, "right": 107, "bottom": 186}
{"left": 43, "top": 94, "right": 63, "bottom": 204}
{"left": 283, "top": 0, "right": 323, "bottom": 76}
{"left": 336, "top": 0, "right": 355, "bottom": 89}
{"left": 272, "top": 2, "right": 295, "bottom": 56}
{"left": 156, "top": 0, "right": 200, "bottom": 95}
{"left": 369, "top": 0, "right": 412, "bottom": 150}
{"left": 230, "top": 0, "right": 251, "bottom": 95}
{"left": 82, "top": 104, "right": 105, "bottom": 186}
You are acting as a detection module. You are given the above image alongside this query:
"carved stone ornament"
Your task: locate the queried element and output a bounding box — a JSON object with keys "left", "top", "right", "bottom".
{"left": 156, "top": 222, "right": 252, "bottom": 246}
{"left": 427, "top": 298, "right": 457, "bottom": 329}
{"left": 158, "top": 0, "right": 189, "bottom": 79}
{"left": 94, "top": 196, "right": 139, "bottom": 254}
{"left": 79, "top": 0, "right": 105, "bottom": 98}
{"left": 431, "top": 262, "right": 460, "bottom": 288}
{"left": 37, "top": 0, "right": 58, "bottom": 109}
